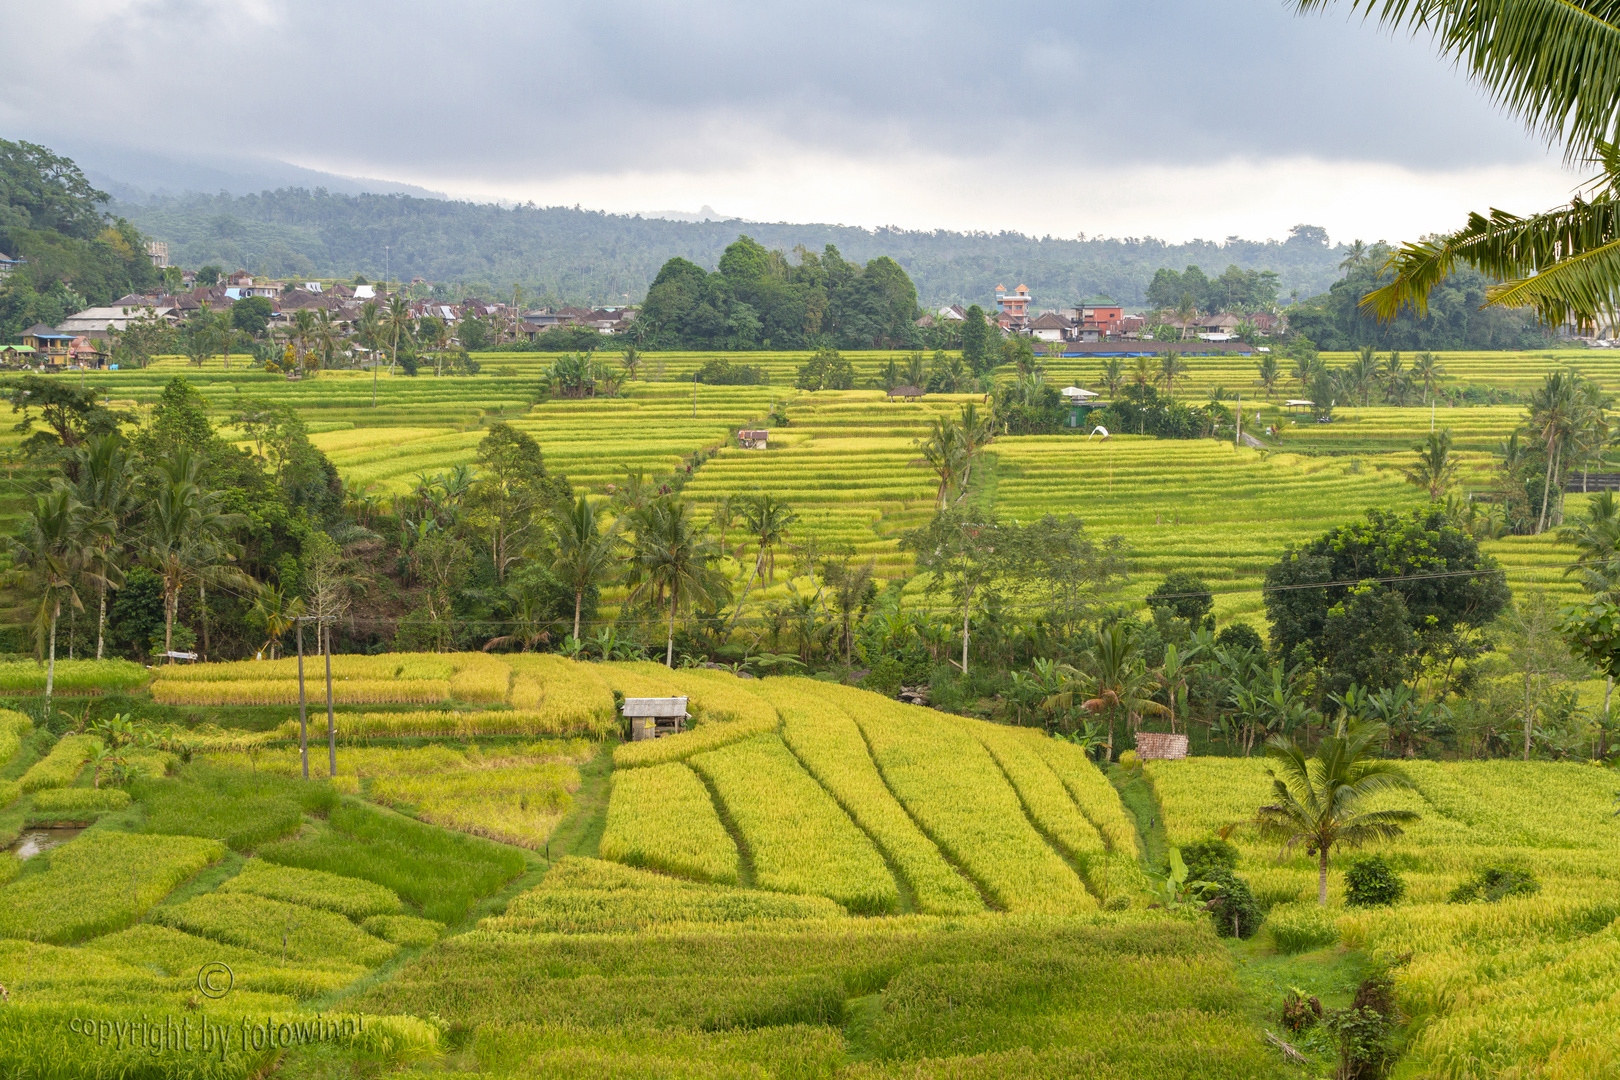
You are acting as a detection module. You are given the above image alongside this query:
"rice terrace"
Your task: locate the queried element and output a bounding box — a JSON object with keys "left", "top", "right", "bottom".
{"left": 14, "top": 2, "right": 1620, "bottom": 1079}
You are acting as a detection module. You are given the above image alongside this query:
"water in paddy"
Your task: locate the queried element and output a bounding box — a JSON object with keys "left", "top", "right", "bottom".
{"left": 8, "top": 826, "right": 85, "bottom": 859}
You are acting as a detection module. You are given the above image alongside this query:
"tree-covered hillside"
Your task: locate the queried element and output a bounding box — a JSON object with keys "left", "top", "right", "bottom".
{"left": 113, "top": 188, "right": 1352, "bottom": 308}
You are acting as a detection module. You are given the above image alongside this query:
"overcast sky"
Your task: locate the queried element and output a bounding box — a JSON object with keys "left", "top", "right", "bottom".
{"left": 0, "top": 0, "right": 1584, "bottom": 244}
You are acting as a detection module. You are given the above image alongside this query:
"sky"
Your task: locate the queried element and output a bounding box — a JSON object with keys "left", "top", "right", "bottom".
{"left": 0, "top": 0, "right": 1585, "bottom": 245}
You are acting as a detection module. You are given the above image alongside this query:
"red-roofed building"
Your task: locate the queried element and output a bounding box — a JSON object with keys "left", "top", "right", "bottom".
{"left": 994, "top": 284, "right": 1031, "bottom": 330}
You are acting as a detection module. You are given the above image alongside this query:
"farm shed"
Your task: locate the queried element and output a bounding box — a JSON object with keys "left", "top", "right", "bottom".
{"left": 624, "top": 696, "right": 691, "bottom": 741}
{"left": 887, "top": 385, "right": 925, "bottom": 401}
{"left": 1134, "top": 732, "right": 1188, "bottom": 760}
{"left": 738, "top": 429, "right": 768, "bottom": 450}
{"left": 1284, "top": 400, "right": 1314, "bottom": 414}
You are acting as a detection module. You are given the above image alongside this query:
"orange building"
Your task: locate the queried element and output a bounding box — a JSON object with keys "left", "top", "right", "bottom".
{"left": 994, "top": 284, "right": 1031, "bottom": 329}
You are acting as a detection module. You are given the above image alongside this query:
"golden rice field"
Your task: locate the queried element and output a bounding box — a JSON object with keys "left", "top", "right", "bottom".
{"left": 4, "top": 663, "right": 1620, "bottom": 1077}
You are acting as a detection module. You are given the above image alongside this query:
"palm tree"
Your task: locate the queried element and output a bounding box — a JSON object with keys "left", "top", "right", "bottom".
{"left": 1348, "top": 346, "right": 1381, "bottom": 407}
{"left": 357, "top": 301, "right": 384, "bottom": 405}
{"left": 902, "top": 351, "right": 927, "bottom": 388}
{"left": 1560, "top": 489, "right": 1620, "bottom": 597}
{"left": 1291, "top": 352, "right": 1325, "bottom": 396}
{"left": 1405, "top": 430, "right": 1460, "bottom": 501}
{"left": 290, "top": 309, "right": 317, "bottom": 372}
{"left": 142, "top": 448, "right": 254, "bottom": 660}
{"left": 1257, "top": 720, "right": 1421, "bottom": 905}
{"left": 251, "top": 583, "right": 304, "bottom": 659}
{"left": 1130, "top": 356, "right": 1154, "bottom": 392}
{"left": 1097, "top": 357, "right": 1126, "bottom": 397}
{"left": 311, "top": 308, "right": 340, "bottom": 372}
{"left": 551, "top": 495, "right": 621, "bottom": 641}
{"left": 1157, "top": 350, "right": 1190, "bottom": 400}
{"left": 1338, "top": 239, "right": 1371, "bottom": 272}
{"left": 741, "top": 493, "right": 798, "bottom": 586}
{"left": 72, "top": 435, "right": 137, "bottom": 659}
{"left": 1254, "top": 355, "right": 1282, "bottom": 399}
{"left": 621, "top": 346, "right": 643, "bottom": 382}
{"left": 1297, "top": 3, "right": 1620, "bottom": 330}
{"left": 384, "top": 294, "right": 413, "bottom": 376}
{"left": 1412, "top": 352, "right": 1447, "bottom": 406}
{"left": 1174, "top": 292, "right": 1198, "bottom": 340}
{"left": 1527, "top": 371, "right": 1581, "bottom": 534}
{"left": 1045, "top": 623, "right": 1167, "bottom": 760}
{"left": 626, "top": 497, "right": 729, "bottom": 667}
{"left": 8, "top": 485, "right": 103, "bottom": 700}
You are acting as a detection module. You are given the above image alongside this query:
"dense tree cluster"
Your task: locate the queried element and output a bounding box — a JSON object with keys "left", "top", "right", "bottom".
{"left": 0, "top": 140, "right": 164, "bottom": 343}
{"left": 636, "top": 237, "right": 920, "bottom": 350}
{"left": 1145, "top": 264, "right": 1280, "bottom": 313}
{"left": 1286, "top": 257, "right": 1553, "bottom": 351}
{"left": 113, "top": 188, "right": 1351, "bottom": 308}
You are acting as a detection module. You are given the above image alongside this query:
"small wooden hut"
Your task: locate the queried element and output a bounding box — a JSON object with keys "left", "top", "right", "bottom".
{"left": 738, "top": 429, "right": 768, "bottom": 449}
{"left": 624, "top": 696, "right": 691, "bottom": 741}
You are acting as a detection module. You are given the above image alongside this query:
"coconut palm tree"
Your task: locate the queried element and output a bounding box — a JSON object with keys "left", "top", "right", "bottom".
{"left": 1338, "top": 239, "right": 1371, "bottom": 271}
{"left": 1175, "top": 292, "right": 1199, "bottom": 340}
{"left": 1044, "top": 623, "right": 1167, "bottom": 760}
{"left": 1405, "top": 430, "right": 1460, "bottom": 501}
{"left": 1297, "top": 2, "right": 1620, "bottom": 330}
{"left": 741, "top": 493, "right": 799, "bottom": 586}
{"left": 1254, "top": 355, "right": 1282, "bottom": 399}
{"left": 8, "top": 485, "right": 104, "bottom": 700}
{"left": 550, "top": 495, "right": 621, "bottom": 641}
{"left": 72, "top": 435, "right": 137, "bottom": 659}
{"left": 626, "top": 497, "right": 730, "bottom": 667}
{"left": 1291, "top": 352, "right": 1325, "bottom": 396}
{"left": 1527, "top": 371, "right": 1582, "bottom": 534}
{"left": 251, "top": 583, "right": 304, "bottom": 660}
{"left": 290, "top": 309, "right": 317, "bottom": 372}
{"left": 384, "top": 294, "right": 413, "bottom": 376}
{"left": 1157, "top": 350, "right": 1191, "bottom": 400}
{"left": 142, "top": 448, "right": 254, "bottom": 660}
{"left": 1096, "top": 357, "right": 1126, "bottom": 397}
{"left": 1412, "top": 352, "right": 1448, "bottom": 406}
{"left": 1257, "top": 719, "right": 1421, "bottom": 905}
{"left": 1347, "top": 346, "right": 1382, "bottom": 407}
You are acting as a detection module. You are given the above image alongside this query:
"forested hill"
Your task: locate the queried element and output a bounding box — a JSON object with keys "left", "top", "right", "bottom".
{"left": 113, "top": 188, "right": 1351, "bottom": 308}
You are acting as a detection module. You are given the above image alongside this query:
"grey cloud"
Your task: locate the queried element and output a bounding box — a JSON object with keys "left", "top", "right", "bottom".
{"left": 0, "top": 0, "right": 1551, "bottom": 190}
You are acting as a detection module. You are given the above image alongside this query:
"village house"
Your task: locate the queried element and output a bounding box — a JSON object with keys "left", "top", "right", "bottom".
{"left": 994, "top": 285, "right": 1031, "bottom": 331}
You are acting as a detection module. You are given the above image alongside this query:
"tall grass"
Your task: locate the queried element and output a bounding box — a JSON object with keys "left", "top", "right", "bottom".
{"left": 257, "top": 801, "right": 524, "bottom": 923}
{"left": 134, "top": 764, "right": 339, "bottom": 851}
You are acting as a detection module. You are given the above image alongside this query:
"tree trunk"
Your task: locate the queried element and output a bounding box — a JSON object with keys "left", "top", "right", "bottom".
{"left": 960, "top": 593, "right": 971, "bottom": 676}
{"left": 1606, "top": 676, "right": 1614, "bottom": 760}
{"left": 573, "top": 589, "right": 583, "bottom": 642}
{"left": 46, "top": 604, "right": 58, "bottom": 703}
{"left": 96, "top": 580, "right": 107, "bottom": 661}
{"left": 200, "top": 580, "right": 209, "bottom": 662}
{"left": 1317, "top": 846, "right": 1330, "bottom": 906}
{"left": 1537, "top": 436, "right": 1557, "bottom": 534}
{"left": 666, "top": 599, "right": 677, "bottom": 669}
{"left": 164, "top": 587, "right": 176, "bottom": 662}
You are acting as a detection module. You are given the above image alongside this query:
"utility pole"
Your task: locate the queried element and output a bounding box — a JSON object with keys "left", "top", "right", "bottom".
{"left": 324, "top": 621, "right": 336, "bottom": 777}
{"left": 296, "top": 619, "right": 308, "bottom": 779}
{"left": 692, "top": 372, "right": 698, "bottom": 419}
{"left": 294, "top": 615, "right": 337, "bottom": 779}
{"left": 1235, "top": 392, "right": 1242, "bottom": 447}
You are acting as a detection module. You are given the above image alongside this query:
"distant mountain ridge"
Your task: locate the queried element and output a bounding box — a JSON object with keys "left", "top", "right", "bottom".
{"left": 111, "top": 185, "right": 1351, "bottom": 309}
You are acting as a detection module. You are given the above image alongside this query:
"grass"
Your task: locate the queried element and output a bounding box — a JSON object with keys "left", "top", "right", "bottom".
{"left": 134, "top": 763, "right": 340, "bottom": 851}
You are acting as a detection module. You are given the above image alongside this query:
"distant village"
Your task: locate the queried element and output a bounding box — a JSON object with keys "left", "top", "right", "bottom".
{"left": 0, "top": 244, "right": 1281, "bottom": 371}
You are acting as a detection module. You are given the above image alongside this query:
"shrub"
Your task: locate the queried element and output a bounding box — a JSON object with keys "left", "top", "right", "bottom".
{"left": 1345, "top": 854, "right": 1406, "bottom": 908}
{"left": 1323, "top": 970, "right": 1400, "bottom": 1080}
{"left": 1200, "top": 867, "right": 1263, "bottom": 939}
{"left": 1267, "top": 903, "right": 1340, "bottom": 954}
{"left": 30, "top": 787, "right": 132, "bottom": 816}
{"left": 695, "top": 358, "right": 768, "bottom": 385}
{"left": 1449, "top": 864, "right": 1540, "bottom": 903}
{"left": 1181, "top": 838, "right": 1239, "bottom": 879}
{"left": 1281, "top": 988, "right": 1324, "bottom": 1032}
{"left": 1214, "top": 623, "right": 1264, "bottom": 653}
